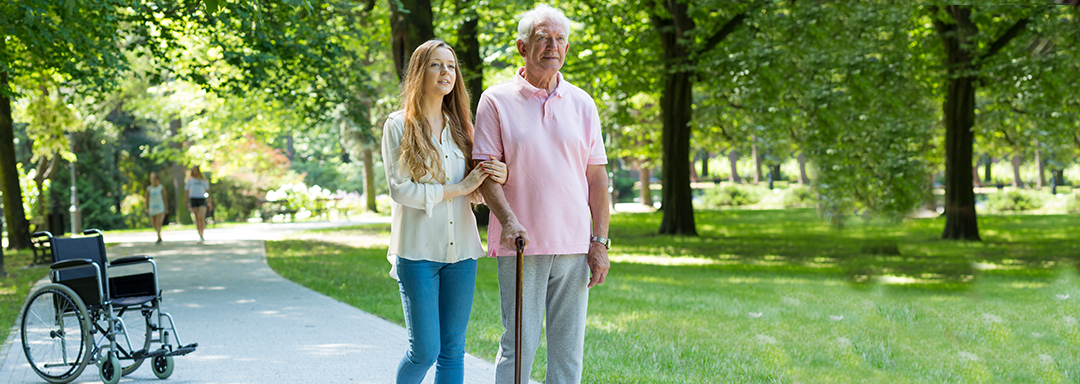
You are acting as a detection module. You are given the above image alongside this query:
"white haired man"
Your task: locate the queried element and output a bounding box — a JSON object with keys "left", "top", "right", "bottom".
{"left": 472, "top": 4, "right": 610, "bottom": 384}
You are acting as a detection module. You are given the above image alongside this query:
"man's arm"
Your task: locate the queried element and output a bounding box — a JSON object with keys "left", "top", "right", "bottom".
{"left": 479, "top": 178, "right": 529, "bottom": 250}
{"left": 586, "top": 164, "right": 610, "bottom": 288}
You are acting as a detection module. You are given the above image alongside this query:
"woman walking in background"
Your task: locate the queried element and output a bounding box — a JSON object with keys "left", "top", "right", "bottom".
{"left": 184, "top": 166, "right": 212, "bottom": 243}
{"left": 146, "top": 172, "right": 168, "bottom": 244}
{"left": 382, "top": 39, "right": 507, "bottom": 384}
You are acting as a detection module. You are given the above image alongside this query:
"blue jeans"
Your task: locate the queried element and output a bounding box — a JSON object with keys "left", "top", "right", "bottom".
{"left": 396, "top": 257, "right": 477, "bottom": 384}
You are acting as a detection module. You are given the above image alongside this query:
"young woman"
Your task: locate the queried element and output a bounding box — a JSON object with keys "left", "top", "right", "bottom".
{"left": 184, "top": 166, "right": 212, "bottom": 243}
{"left": 146, "top": 172, "right": 168, "bottom": 244}
{"left": 381, "top": 39, "right": 507, "bottom": 384}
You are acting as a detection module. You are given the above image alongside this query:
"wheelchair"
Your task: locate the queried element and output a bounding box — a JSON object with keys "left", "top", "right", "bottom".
{"left": 20, "top": 230, "right": 198, "bottom": 384}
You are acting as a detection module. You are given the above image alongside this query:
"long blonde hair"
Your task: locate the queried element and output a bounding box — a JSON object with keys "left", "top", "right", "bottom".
{"left": 188, "top": 166, "right": 205, "bottom": 181}
{"left": 398, "top": 40, "right": 474, "bottom": 183}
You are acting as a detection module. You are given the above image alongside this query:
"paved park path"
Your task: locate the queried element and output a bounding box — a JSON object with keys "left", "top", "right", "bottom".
{"left": 0, "top": 221, "right": 535, "bottom": 384}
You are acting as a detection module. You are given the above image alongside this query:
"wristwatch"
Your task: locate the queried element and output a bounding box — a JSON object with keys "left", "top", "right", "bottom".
{"left": 590, "top": 235, "right": 610, "bottom": 250}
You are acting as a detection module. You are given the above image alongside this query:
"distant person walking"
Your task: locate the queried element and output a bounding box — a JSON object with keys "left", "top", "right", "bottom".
{"left": 473, "top": 4, "right": 610, "bottom": 383}
{"left": 146, "top": 172, "right": 168, "bottom": 244}
{"left": 381, "top": 39, "right": 507, "bottom": 384}
{"left": 184, "top": 166, "right": 212, "bottom": 243}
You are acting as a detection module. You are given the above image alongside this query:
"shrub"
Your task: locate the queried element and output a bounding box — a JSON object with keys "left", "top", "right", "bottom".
{"left": 985, "top": 190, "right": 1046, "bottom": 212}
{"left": 121, "top": 194, "right": 149, "bottom": 229}
{"left": 701, "top": 185, "right": 761, "bottom": 208}
{"left": 783, "top": 187, "right": 817, "bottom": 208}
{"left": 1067, "top": 193, "right": 1080, "bottom": 213}
{"left": 212, "top": 177, "right": 260, "bottom": 222}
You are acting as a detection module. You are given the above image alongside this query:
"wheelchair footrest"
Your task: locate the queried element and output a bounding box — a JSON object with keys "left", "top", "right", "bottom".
{"left": 134, "top": 348, "right": 168, "bottom": 360}
{"left": 167, "top": 343, "right": 198, "bottom": 357}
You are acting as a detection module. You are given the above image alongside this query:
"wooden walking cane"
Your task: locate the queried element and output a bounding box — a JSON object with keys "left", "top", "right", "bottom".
{"left": 514, "top": 237, "right": 526, "bottom": 384}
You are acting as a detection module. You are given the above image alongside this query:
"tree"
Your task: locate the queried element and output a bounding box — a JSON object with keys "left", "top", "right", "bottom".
{"left": 197, "top": 0, "right": 389, "bottom": 212}
{"left": 390, "top": 0, "right": 435, "bottom": 81}
{"left": 1, "top": 0, "right": 137, "bottom": 249}
{"left": 931, "top": 5, "right": 1042, "bottom": 240}
{"left": 649, "top": 2, "right": 764, "bottom": 235}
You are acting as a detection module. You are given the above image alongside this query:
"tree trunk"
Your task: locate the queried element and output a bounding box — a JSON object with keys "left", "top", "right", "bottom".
{"left": 797, "top": 152, "right": 809, "bottom": 185}
{"left": 940, "top": 75, "right": 980, "bottom": 240}
{"left": 751, "top": 140, "right": 762, "bottom": 184}
{"left": 390, "top": 0, "right": 435, "bottom": 81}
{"left": 700, "top": 151, "right": 709, "bottom": 179}
{"left": 170, "top": 119, "right": 191, "bottom": 225}
{"left": 1, "top": 69, "right": 29, "bottom": 250}
{"left": 362, "top": 146, "right": 378, "bottom": 212}
{"left": 984, "top": 155, "right": 992, "bottom": 183}
{"left": 657, "top": 68, "right": 696, "bottom": 235}
{"left": 456, "top": 0, "right": 482, "bottom": 116}
{"left": 972, "top": 163, "right": 980, "bottom": 187}
{"left": 1035, "top": 146, "right": 1045, "bottom": 189}
{"left": 689, "top": 154, "right": 699, "bottom": 182}
{"left": 639, "top": 164, "right": 653, "bottom": 208}
{"left": 728, "top": 150, "right": 741, "bottom": 184}
{"left": 935, "top": 5, "right": 1029, "bottom": 240}
{"left": 924, "top": 172, "right": 938, "bottom": 212}
{"left": 1011, "top": 153, "right": 1023, "bottom": 188}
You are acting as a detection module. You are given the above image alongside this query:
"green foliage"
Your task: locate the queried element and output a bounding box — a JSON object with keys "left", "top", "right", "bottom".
{"left": 701, "top": 185, "right": 761, "bottom": 208}
{"left": 210, "top": 177, "right": 260, "bottom": 222}
{"left": 985, "top": 190, "right": 1047, "bottom": 212}
{"left": 1068, "top": 193, "right": 1080, "bottom": 213}
{"left": 120, "top": 193, "right": 147, "bottom": 229}
{"left": 612, "top": 173, "right": 636, "bottom": 203}
{"left": 783, "top": 186, "right": 816, "bottom": 208}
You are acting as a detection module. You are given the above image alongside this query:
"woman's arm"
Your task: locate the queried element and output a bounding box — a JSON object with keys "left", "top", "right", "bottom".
{"left": 381, "top": 115, "right": 445, "bottom": 215}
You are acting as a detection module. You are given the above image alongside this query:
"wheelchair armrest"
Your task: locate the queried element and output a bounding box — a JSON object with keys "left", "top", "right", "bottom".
{"left": 110, "top": 255, "right": 153, "bottom": 267}
{"left": 51, "top": 258, "right": 95, "bottom": 270}
{"left": 31, "top": 231, "right": 53, "bottom": 240}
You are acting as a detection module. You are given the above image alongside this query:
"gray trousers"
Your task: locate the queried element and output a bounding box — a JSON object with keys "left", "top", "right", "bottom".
{"left": 494, "top": 254, "right": 590, "bottom": 384}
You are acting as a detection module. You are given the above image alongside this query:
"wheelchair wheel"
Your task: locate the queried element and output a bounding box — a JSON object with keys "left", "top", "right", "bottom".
{"left": 99, "top": 353, "right": 121, "bottom": 384}
{"left": 116, "top": 306, "right": 153, "bottom": 376}
{"left": 151, "top": 355, "right": 174, "bottom": 379}
{"left": 20, "top": 284, "right": 93, "bottom": 384}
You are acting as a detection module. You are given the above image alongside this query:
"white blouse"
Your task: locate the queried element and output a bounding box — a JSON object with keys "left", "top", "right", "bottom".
{"left": 381, "top": 111, "right": 485, "bottom": 279}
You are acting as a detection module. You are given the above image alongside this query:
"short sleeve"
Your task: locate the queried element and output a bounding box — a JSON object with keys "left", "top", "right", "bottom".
{"left": 586, "top": 99, "right": 608, "bottom": 165}
{"left": 472, "top": 93, "right": 503, "bottom": 161}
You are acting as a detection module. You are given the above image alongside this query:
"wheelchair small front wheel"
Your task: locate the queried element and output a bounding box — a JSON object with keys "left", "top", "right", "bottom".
{"left": 152, "top": 355, "right": 174, "bottom": 379}
{"left": 20, "top": 283, "right": 93, "bottom": 384}
{"left": 99, "top": 353, "right": 121, "bottom": 384}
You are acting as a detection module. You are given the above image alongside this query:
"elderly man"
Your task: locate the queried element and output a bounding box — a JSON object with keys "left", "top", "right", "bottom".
{"left": 472, "top": 4, "right": 610, "bottom": 384}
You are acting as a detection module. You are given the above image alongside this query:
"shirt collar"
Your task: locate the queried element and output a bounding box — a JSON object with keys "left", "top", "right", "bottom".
{"left": 514, "top": 68, "right": 564, "bottom": 100}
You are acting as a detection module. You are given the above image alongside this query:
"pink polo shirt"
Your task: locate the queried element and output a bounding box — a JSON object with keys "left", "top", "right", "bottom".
{"left": 473, "top": 68, "right": 607, "bottom": 257}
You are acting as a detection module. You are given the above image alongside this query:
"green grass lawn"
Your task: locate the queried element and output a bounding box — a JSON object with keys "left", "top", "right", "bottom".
{"left": 265, "top": 209, "right": 1080, "bottom": 383}
{"left": 0, "top": 249, "right": 50, "bottom": 344}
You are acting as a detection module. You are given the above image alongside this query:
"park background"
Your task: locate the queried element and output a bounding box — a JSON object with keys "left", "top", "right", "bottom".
{"left": 1, "top": 1, "right": 1080, "bottom": 383}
